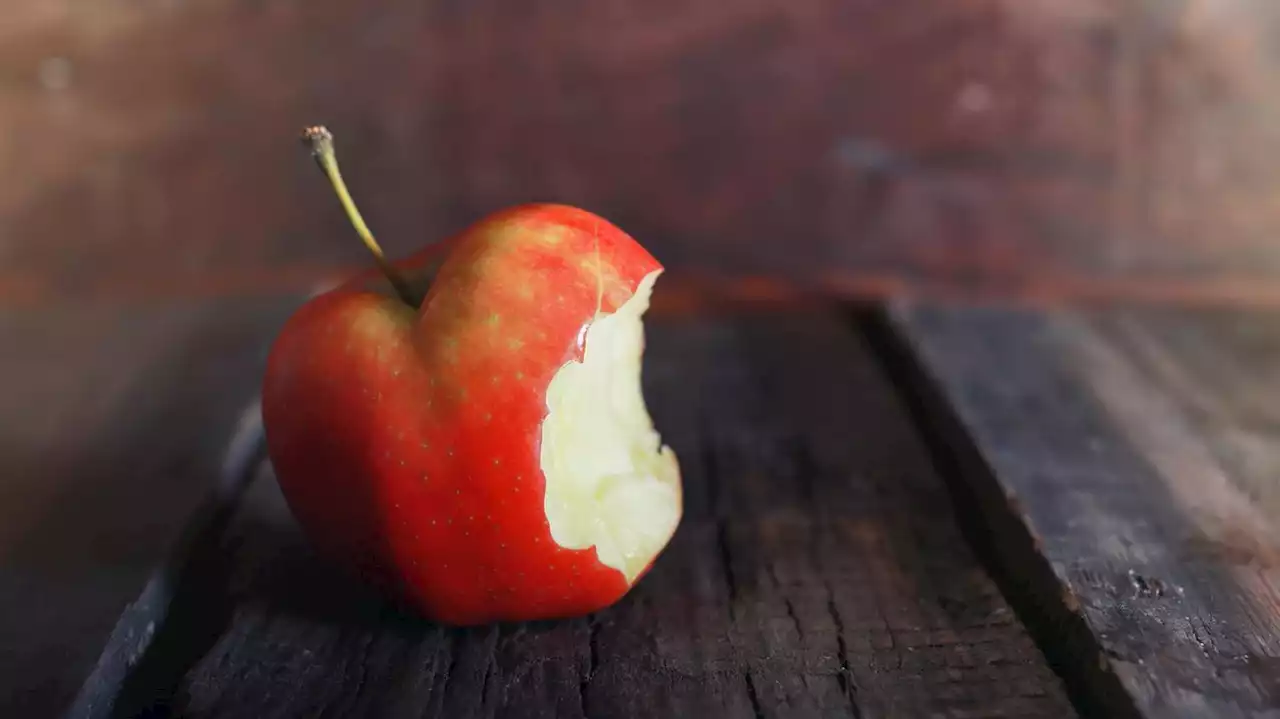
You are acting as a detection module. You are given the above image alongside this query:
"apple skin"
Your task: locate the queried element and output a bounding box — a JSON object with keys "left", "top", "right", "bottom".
{"left": 262, "top": 203, "right": 677, "bottom": 626}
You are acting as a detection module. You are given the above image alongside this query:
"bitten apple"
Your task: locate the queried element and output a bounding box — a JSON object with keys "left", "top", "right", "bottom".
{"left": 261, "top": 127, "right": 682, "bottom": 626}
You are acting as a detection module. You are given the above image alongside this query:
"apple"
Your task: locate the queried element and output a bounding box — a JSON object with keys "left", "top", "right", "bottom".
{"left": 261, "top": 127, "right": 683, "bottom": 626}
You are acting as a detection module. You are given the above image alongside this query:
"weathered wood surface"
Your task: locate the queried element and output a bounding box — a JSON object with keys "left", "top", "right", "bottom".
{"left": 7, "top": 2, "right": 1280, "bottom": 305}
{"left": 884, "top": 302, "right": 1280, "bottom": 718}
{"left": 0, "top": 299, "right": 296, "bottom": 718}
{"left": 80, "top": 311, "right": 1074, "bottom": 719}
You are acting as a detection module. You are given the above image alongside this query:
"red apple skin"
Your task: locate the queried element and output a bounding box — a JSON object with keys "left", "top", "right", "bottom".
{"left": 262, "top": 203, "right": 676, "bottom": 626}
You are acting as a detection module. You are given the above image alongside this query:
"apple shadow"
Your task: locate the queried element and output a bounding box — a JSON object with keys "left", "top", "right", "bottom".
{"left": 216, "top": 469, "right": 581, "bottom": 634}
{"left": 108, "top": 462, "right": 599, "bottom": 719}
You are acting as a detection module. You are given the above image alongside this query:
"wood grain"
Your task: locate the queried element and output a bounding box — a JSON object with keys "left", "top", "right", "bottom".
{"left": 884, "top": 302, "right": 1280, "bottom": 717}
{"left": 4, "top": 1, "right": 1280, "bottom": 304}
{"left": 83, "top": 311, "right": 1074, "bottom": 719}
{"left": 0, "top": 298, "right": 296, "bottom": 718}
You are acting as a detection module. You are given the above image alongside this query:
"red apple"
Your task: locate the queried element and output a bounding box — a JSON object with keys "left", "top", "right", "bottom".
{"left": 261, "top": 127, "right": 683, "bottom": 626}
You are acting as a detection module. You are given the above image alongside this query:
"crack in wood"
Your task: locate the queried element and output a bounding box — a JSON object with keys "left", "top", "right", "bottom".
{"left": 438, "top": 637, "right": 462, "bottom": 706}
{"left": 579, "top": 615, "right": 599, "bottom": 719}
{"left": 743, "top": 670, "right": 765, "bottom": 719}
{"left": 478, "top": 638, "right": 495, "bottom": 710}
{"left": 714, "top": 468, "right": 767, "bottom": 718}
{"left": 768, "top": 561, "right": 804, "bottom": 643}
{"left": 343, "top": 630, "right": 375, "bottom": 717}
{"left": 810, "top": 522, "right": 862, "bottom": 719}
{"left": 716, "top": 521, "right": 739, "bottom": 611}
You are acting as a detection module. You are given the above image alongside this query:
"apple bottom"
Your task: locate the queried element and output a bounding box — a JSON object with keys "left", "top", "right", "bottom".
{"left": 283, "top": 488, "right": 650, "bottom": 626}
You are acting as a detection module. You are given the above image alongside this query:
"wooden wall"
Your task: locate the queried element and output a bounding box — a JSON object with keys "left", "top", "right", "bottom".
{"left": 5, "top": 0, "right": 1280, "bottom": 306}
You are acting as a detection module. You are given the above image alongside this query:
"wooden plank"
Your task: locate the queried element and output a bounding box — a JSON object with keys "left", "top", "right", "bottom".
{"left": 82, "top": 310, "right": 1075, "bottom": 719}
{"left": 0, "top": 298, "right": 296, "bottom": 718}
{"left": 8, "top": 2, "right": 1280, "bottom": 305}
{"left": 882, "top": 302, "right": 1280, "bottom": 718}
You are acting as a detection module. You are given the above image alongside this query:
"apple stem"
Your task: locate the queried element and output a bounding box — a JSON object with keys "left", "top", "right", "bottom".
{"left": 300, "top": 125, "right": 418, "bottom": 306}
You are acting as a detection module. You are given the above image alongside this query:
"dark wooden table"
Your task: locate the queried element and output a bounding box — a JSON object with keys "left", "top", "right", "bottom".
{"left": 55, "top": 301, "right": 1074, "bottom": 719}
{"left": 18, "top": 291, "right": 1275, "bottom": 719}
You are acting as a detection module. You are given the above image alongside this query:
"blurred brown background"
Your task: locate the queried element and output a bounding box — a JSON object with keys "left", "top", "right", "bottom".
{"left": 8, "top": 0, "right": 1280, "bottom": 305}
{"left": 7, "top": 0, "right": 1280, "bottom": 715}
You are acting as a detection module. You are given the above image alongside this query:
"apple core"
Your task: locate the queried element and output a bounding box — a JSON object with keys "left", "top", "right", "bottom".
{"left": 540, "top": 269, "right": 682, "bottom": 583}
